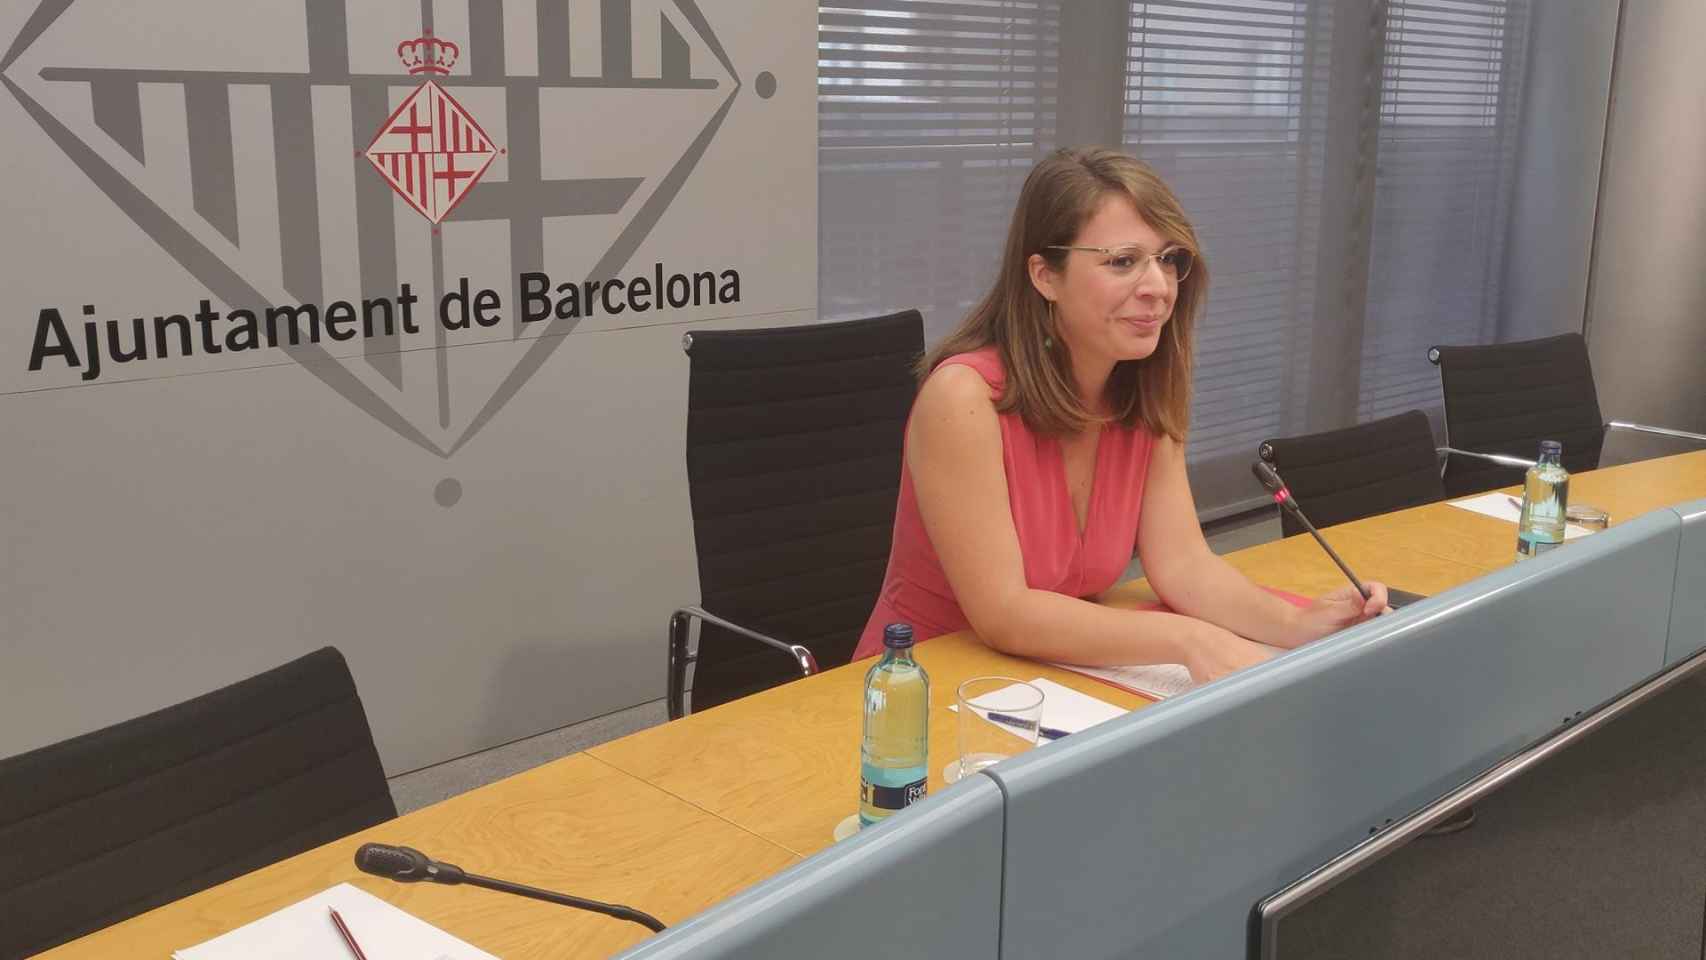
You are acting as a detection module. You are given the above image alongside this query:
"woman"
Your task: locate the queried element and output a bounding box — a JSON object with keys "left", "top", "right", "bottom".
{"left": 853, "top": 147, "right": 1388, "bottom": 682}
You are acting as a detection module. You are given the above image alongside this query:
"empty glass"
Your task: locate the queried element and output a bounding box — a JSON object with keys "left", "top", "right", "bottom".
{"left": 946, "top": 676, "right": 1044, "bottom": 784}
{"left": 1567, "top": 503, "right": 1609, "bottom": 531}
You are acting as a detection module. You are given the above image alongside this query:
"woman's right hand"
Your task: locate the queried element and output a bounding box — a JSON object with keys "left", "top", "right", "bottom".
{"left": 1181, "top": 621, "right": 1274, "bottom": 684}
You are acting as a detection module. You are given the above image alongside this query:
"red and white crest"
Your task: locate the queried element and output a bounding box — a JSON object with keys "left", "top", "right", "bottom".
{"left": 365, "top": 36, "right": 497, "bottom": 224}
{"left": 5, "top": 4, "right": 742, "bottom": 452}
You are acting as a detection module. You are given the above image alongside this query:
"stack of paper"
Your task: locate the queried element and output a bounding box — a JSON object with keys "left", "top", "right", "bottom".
{"left": 174, "top": 883, "right": 496, "bottom": 960}
{"left": 1051, "top": 662, "right": 1197, "bottom": 701}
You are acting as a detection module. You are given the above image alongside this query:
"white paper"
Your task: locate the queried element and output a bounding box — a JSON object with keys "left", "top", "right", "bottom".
{"left": 174, "top": 883, "right": 496, "bottom": 960}
{"left": 1446, "top": 492, "right": 1594, "bottom": 540}
{"left": 946, "top": 677, "right": 1128, "bottom": 736}
{"left": 1051, "top": 662, "right": 1197, "bottom": 701}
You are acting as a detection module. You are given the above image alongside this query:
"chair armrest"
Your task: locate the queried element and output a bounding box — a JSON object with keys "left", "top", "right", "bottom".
{"left": 667, "top": 605, "right": 819, "bottom": 720}
{"left": 1437, "top": 446, "right": 1537, "bottom": 469}
{"left": 1606, "top": 420, "right": 1706, "bottom": 444}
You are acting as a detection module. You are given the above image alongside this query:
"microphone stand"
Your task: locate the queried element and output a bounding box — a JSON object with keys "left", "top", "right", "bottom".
{"left": 1274, "top": 488, "right": 1369, "bottom": 600}
{"left": 457, "top": 871, "right": 666, "bottom": 933}
{"left": 355, "top": 843, "right": 666, "bottom": 933}
{"left": 1250, "top": 461, "right": 1429, "bottom": 609}
{"left": 1253, "top": 461, "right": 1369, "bottom": 600}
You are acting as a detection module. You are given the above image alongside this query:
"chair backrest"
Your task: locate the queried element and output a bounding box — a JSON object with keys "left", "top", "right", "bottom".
{"left": 684, "top": 310, "right": 924, "bottom": 712}
{"left": 1431, "top": 332, "right": 1606, "bottom": 497}
{"left": 1259, "top": 410, "right": 1444, "bottom": 537}
{"left": 0, "top": 647, "right": 395, "bottom": 959}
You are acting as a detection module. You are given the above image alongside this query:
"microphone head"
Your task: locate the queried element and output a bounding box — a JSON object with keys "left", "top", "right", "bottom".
{"left": 355, "top": 843, "right": 433, "bottom": 882}
{"left": 1251, "top": 459, "right": 1285, "bottom": 494}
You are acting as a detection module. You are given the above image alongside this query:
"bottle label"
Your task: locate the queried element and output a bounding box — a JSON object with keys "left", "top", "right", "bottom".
{"left": 861, "top": 776, "right": 927, "bottom": 811}
{"left": 1516, "top": 534, "right": 1561, "bottom": 560}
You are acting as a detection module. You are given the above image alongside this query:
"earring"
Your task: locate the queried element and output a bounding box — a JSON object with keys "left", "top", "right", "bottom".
{"left": 1044, "top": 301, "right": 1056, "bottom": 349}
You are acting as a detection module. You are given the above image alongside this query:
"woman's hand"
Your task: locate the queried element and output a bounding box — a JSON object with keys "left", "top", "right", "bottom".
{"left": 1281, "top": 582, "right": 1392, "bottom": 647}
{"left": 1181, "top": 621, "right": 1276, "bottom": 684}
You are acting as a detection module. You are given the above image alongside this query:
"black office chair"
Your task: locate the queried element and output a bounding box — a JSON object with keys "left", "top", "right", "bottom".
{"left": 668, "top": 310, "right": 924, "bottom": 719}
{"left": 1429, "top": 332, "right": 1706, "bottom": 497}
{"left": 1258, "top": 410, "right": 1446, "bottom": 538}
{"left": 0, "top": 647, "right": 396, "bottom": 959}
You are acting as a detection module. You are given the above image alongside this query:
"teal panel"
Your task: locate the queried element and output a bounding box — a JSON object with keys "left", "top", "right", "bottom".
{"left": 991, "top": 511, "right": 1681, "bottom": 959}
{"left": 1666, "top": 498, "right": 1706, "bottom": 664}
{"left": 616, "top": 774, "right": 1005, "bottom": 960}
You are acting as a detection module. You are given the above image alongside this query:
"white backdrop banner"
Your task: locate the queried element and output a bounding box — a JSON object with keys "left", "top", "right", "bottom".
{"left": 0, "top": 0, "right": 817, "bottom": 772}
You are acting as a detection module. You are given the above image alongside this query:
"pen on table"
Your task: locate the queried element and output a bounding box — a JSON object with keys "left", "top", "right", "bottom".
{"left": 329, "top": 907, "right": 369, "bottom": 960}
{"left": 1507, "top": 496, "right": 1524, "bottom": 512}
{"left": 987, "top": 710, "right": 1069, "bottom": 741}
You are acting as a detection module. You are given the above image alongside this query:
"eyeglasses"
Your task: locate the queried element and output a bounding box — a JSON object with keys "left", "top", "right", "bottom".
{"left": 1045, "top": 244, "right": 1195, "bottom": 283}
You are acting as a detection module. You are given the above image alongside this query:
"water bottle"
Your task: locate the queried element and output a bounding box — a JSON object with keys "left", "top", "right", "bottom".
{"left": 859, "top": 623, "right": 929, "bottom": 827}
{"left": 1516, "top": 440, "right": 1569, "bottom": 562}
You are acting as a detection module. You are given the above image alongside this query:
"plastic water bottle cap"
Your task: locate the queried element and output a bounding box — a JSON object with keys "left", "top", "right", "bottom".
{"left": 882, "top": 623, "right": 915, "bottom": 649}
{"left": 1539, "top": 440, "right": 1562, "bottom": 457}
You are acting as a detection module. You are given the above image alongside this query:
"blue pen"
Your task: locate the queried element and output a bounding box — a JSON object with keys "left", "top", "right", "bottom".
{"left": 986, "top": 711, "right": 1068, "bottom": 741}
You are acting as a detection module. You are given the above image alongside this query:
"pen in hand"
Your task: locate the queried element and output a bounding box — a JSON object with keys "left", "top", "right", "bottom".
{"left": 987, "top": 710, "right": 1068, "bottom": 741}
{"left": 330, "top": 907, "right": 369, "bottom": 960}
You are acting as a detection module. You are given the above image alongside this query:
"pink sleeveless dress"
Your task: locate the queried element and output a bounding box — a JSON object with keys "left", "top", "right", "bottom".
{"left": 854, "top": 348, "right": 1157, "bottom": 659}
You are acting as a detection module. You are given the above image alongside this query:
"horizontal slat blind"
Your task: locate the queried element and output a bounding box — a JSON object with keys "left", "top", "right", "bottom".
{"left": 1357, "top": 0, "right": 1529, "bottom": 422}
{"left": 817, "top": 1, "right": 1534, "bottom": 517}
{"left": 1124, "top": 1, "right": 1329, "bottom": 468}
{"left": 819, "top": 2, "right": 1059, "bottom": 334}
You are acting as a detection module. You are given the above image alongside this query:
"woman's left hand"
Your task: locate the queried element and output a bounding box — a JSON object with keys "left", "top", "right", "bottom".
{"left": 1286, "top": 581, "right": 1392, "bottom": 646}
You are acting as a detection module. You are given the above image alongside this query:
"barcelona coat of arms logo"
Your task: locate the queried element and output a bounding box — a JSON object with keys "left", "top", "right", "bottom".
{"left": 364, "top": 33, "right": 501, "bottom": 225}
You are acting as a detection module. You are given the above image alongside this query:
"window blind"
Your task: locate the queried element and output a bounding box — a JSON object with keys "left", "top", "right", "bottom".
{"left": 1357, "top": 0, "right": 1530, "bottom": 422}
{"left": 1123, "top": 1, "right": 1331, "bottom": 472}
{"left": 817, "top": 0, "right": 1535, "bottom": 517}
{"left": 818, "top": 1, "right": 1060, "bottom": 336}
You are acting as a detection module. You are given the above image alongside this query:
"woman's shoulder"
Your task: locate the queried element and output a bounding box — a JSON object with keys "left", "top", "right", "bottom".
{"left": 928, "top": 346, "right": 1007, "bottom": 390}
{"left": 909, "top": 352, "right": 1008, "bottom": 461}
{"left": 917, "top": 358, "right": 1000, "bottom": 416}
{"left": 918, "top": 347, "right": 1006, "bottom": 413}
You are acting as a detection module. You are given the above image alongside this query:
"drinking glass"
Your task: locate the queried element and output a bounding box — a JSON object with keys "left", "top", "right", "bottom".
{"left": 947, "top": 676, "right": 1044, "bottom": 784}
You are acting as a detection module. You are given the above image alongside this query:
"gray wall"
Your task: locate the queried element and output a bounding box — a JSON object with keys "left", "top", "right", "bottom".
{"left": 1500, "top": 0, "right": 1704, "bottom": 467}
{"left": 1585, "top": 0, "right": 1706, "bottom": 439}
{"left": 1500, "top": 0, "right": 1620, "bottom": 343}
{"left": 0, "top": 0, "right": 817, "bottom": 775}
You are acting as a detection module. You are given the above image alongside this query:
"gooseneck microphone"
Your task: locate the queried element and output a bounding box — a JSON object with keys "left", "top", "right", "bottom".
{"left": 354, "top": 842, "right": 667, "bottom": 933}
{"left": 1251, "top": 460, "right": 1371, "bottom": 601}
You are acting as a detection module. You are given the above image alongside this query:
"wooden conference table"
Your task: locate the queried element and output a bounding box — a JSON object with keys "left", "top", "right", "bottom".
{"left": 37, "top": 450, "right": 1706, "bottom": 958}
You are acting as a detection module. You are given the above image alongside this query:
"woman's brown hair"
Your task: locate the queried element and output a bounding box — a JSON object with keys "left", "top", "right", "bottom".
{"left": 919, "top": 146, "right": 1206, "bottom": 441}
